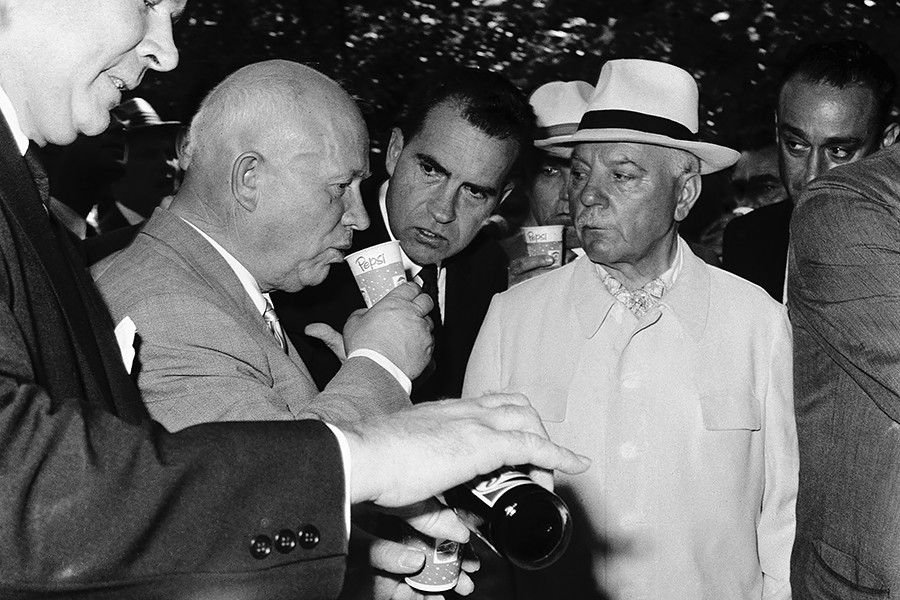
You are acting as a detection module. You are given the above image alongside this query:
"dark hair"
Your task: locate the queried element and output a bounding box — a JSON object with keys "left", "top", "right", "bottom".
{"left": 399, "top": 67, "right": 535, "bottom": 159}
{"left": 779, "top": 38, "right": 897, "bottom": 127}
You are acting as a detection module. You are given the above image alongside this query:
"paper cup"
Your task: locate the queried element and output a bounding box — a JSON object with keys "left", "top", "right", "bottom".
{"left": 522, "top": 225, "right": 564, "bottom": 267}
{"left": 404, "top": 535, "right": 462, "bottom": 593}
{"left": 345, "top": 241, "right": 407, "bottom": 307}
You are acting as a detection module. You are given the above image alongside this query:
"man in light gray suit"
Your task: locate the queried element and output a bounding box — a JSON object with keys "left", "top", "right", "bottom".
{"left": 95, "top": 60, "right": 434, "bottom": 431}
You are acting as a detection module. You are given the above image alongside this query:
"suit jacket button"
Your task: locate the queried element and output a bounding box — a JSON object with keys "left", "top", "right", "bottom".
{"left": 274, "top": 529, "right": 297, "bottom": 553}
{"left": 249, "top": 534, "right": 273, "bottom": 559}
{"left": 298, "top": 524, "right": 320, "bottom": 549}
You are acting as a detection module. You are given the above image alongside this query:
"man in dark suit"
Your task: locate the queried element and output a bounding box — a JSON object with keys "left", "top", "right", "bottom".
{"left": 722, "top": 39, "right": 899, "bottom": 301}
{"left": 276, "top": 67, "right": 533, "bottom": 403}
{"left": 0, "top": 1, "right": 589, "bottom": 597}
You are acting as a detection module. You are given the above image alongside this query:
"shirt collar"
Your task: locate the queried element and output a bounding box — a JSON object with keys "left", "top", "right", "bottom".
{"left": 378, "top": 180, "right": 442, "bottom": 278}
{"left": 593, "top": 238, "right": 684, "bottom": 293}
{"left": 0, "top": 84, "right": 31, "bottom": 156}
{"left": 573, "top": 237, "right": 708, "bottom": 340}
{"left": 180, "top": 217, "right": 269, "bottom": 316}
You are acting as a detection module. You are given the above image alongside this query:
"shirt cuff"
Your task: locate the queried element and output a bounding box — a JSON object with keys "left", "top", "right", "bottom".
{"left": 347, "top": 348, "right": 412, "bottom": 395}
{"left": 324, "top": 422, "right": 352, "bottom": 541}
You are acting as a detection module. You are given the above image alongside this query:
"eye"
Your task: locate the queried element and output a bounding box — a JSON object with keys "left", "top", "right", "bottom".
{"left": 464, "top": 185, "right": 490, "bottom": 202}
{"left": 829, "top": 146, "right": 852, "bottom": 160}
{"left": 539, "top": 165, "right": 560, "bottom": 177}
{"left": 612, "top": 171, "right": 635, "bottom": 182}
{"left": 419, "top": 159, "right": 439, "bottom": 177}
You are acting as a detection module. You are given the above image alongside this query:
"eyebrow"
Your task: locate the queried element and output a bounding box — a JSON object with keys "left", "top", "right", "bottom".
{"left": 779, "top": 123, "right": 864, "bottom": 147}
{"left": 416, "top": 152, "right": 499, "bottom": 196}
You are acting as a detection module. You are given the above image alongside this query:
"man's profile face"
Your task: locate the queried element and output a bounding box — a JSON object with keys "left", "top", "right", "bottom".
{"left": 730, "top": 145, "right": 786, "bottom": 210}
{"left": 14, "top": 0, "right": 185, "bottom": 146}
{"left": 384, "top": 101, "right": 519, "bottom": 266}
{"left": 527, "top": 149, "right": 573, "bottom": 227}
{"left": 570, "top": 142, "right": 689, "bottom": 277}
{"left": 256, "top": 109, "right": 370, "bottom": 293}
{"left": 776, "top": 78, "right": 885, "bottom": 202}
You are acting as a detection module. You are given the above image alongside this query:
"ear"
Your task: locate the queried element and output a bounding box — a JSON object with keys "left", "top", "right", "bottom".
{"left": 880, "top": 122, "right": 900, "bottom": 149}
{"left": 384, "top": 127, "right": 405, "bottom": 177}
{"left": 674, "top": 172, "right": 702, "bottom": 223}
{"left": 480, "top": 183, "right": 516, "bottom": 227}
{"left": 232, "top": 152, "right": 261, "bottom": 212}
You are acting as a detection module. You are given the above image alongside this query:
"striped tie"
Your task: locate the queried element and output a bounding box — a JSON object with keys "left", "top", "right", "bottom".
{"left": 263, "top": 297, "right": 288, "bottom": 354}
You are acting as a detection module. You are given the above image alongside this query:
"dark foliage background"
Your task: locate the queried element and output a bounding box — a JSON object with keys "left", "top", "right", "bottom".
{"left": 140, "top": 0, "right": 900, "bottom": 148}
{"left": 133, "top": 0, "right": 900, "bottom": 234}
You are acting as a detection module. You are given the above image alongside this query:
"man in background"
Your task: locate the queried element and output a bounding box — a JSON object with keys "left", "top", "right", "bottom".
{"left": 723, "top": 38, "right": 898, "bottom": 300}
{"left": 502, "top": 79, "right": 592, "bottom": 286}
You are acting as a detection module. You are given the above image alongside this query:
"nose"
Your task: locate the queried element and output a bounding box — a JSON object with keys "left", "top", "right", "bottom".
{"left": 139, "top": 16, "right": 180, "bottom": 73}
{"left": 428, "top": 187, "right": 457, "bottom": 224}
{"left": 576, "top": 180, "right": 608, "bottom": 209}
{"left": 805, "top": 151, "right": 825, "bottom": 185}
{"left": 342, "top": 186, "right": 370, "bottom": 231}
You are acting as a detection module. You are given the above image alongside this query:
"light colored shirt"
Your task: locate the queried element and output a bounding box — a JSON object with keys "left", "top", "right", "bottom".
{"left": 0, "top": 84, "right": 29, "bottom": 156}
{"left": 379, "top": 182, "right": 446, "bottom": 322}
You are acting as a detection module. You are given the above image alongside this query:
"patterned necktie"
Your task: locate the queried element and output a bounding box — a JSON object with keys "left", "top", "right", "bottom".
{"left": 263, "top": 298, "right": 288, "bottom": 354}
{"left": 601, "top": 273, "right": 667, "bottom": 317}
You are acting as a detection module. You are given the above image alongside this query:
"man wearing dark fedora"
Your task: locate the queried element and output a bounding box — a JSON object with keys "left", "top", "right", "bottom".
{"left": 465, "top": 58, "right": 798, "bottom": 599}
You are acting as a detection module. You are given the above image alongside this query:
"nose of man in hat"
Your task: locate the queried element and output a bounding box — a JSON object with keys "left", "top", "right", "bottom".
{"left": 568, "top": 59, "right": 739, "bottom": 290}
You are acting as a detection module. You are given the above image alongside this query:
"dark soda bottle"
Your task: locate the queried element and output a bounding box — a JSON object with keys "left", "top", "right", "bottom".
{"left": 442, "top": 468, "right": 572, "bottom": 570}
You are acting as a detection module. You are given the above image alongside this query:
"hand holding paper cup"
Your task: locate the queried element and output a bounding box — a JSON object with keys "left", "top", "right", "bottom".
{"left": 404, "top": 534, "right": 462, "bottom": 593}
{"left": 521, "top": 225, "right": 564, "bottom": 268}
{"left": 346, "top": 241, "right": 408, "bottom": 307}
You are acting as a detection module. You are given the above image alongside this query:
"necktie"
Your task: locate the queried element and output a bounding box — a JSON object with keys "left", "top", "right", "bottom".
{"left": 601, "top": 273, "right": 667, "bottom": 317}
{"left": 24, "top": 144, "right": 50, "bottom": 206}
{"left": 263, "top": 298, "right": 289, "bottom": 354}
{"left": 417, "top": 264, "right": 442, "bottom": 327}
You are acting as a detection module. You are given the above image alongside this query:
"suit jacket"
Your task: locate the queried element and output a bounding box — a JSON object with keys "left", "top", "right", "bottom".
{"left": 94, "top": 206, "right": 410, "bottom": 431}
{"left": 0, "top": 117, "right": 348, "bottom": 596}
{"left": 465, "top": 242, "right": 797, "bottom": 600}
{"left": 788, "top": 144, "right": 900, "bottom": 597}
{"left": 274, "top": 183, "right": 509, "bottom": 402}
{"left": 722, "top": 199, "right": 793, "bottom": 300}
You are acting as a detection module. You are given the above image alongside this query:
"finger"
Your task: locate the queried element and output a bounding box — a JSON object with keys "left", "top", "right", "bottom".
{"left": 383, "top": 281, "right": 421, "bottom": 302}
{"left": 304, "top": 322, "right": 347, "bottom": 360}
{"left": 509, "top": 254, "right": 553, "bottom": 276}
{"left": 404, "top": 504, "right": 470, "bottom": 544}
{"left": 452, "top": 571, "right": 475, "bottom": 596}
{"left": 410, "top": 290, "right": 434, "bottom": 317}
{"left": 499, "top": 430, "right": 591, "bottom": 476}
{"left": 363, "top": 531, "right": 427, "bottom": 575}
{"left": 525, "top": 466, "right": 554, "bottom": 492}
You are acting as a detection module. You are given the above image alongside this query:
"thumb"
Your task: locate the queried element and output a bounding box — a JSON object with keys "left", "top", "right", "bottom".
{"left": 304, "top": 323, "right": 347, "bottom": 361}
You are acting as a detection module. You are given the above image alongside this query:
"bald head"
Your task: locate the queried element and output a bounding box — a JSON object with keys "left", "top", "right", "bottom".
{"left": 173, "top": 60, "right": 371, "bottom": 293}
{"left": 183, "top": 60, "right": 363, "bottom": 181}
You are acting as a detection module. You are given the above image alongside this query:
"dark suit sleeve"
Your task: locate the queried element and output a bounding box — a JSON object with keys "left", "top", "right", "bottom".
{"left": 788, "top": 179, "right": 900, "bottom": 423}
{"left": 0, "top": 296, "right": 348, "bottom": 596}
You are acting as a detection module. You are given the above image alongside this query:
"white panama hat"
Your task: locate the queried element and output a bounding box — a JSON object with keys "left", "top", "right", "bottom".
{"left": 571, "top": 59, "right": 739, "bottom": 174}
{"left": 530, "top": 80, "right": 594, "bottom": 148}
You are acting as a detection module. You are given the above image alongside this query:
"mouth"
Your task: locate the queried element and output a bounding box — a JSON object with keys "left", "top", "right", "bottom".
{"left": 413, "top": 227, "right": 447, "bottom": 248}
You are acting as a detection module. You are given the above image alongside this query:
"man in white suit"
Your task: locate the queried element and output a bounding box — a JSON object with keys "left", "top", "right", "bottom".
{"left": 464, "top": 59, "right": 798, "bottom": 600}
